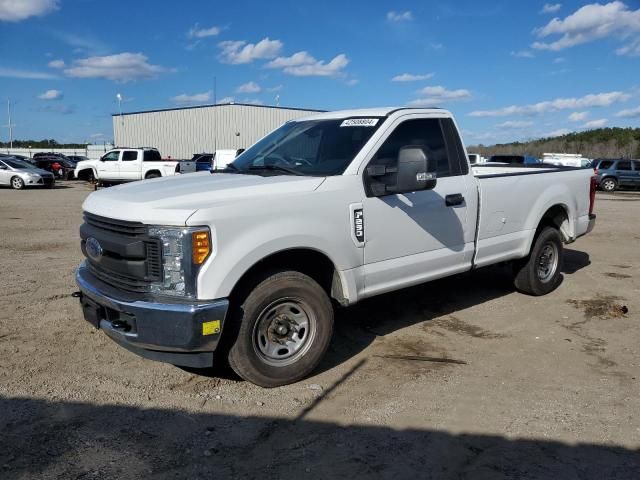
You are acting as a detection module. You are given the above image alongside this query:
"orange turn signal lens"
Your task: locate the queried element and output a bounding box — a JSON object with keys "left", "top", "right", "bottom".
{"left": 192, "top": 231, "right": 211, "bottom": 265}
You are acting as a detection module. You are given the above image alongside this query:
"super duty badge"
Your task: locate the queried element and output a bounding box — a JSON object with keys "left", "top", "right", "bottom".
{"left": 353, "top": 208, "right": 365, "bottom": 243}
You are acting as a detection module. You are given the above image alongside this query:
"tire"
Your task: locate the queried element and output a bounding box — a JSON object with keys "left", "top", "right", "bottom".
{"left": 600, "top": 177, "right": 617, "bottom": 192}
{"left": 227, "top": 271, "right": 334, "bottom": 388}
{"left": 10, "top": 176, "right": 24, "bottom": 190}
{"left": 513, "top": 226, "right": 563, "bottom": 296}
{"left": 145, "top": 172, "right": 160, "bottom": 179}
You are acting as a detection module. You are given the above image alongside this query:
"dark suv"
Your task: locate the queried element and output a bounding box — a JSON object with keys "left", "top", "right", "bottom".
{"left": 593, "top": 159, "right": 640, "bottom": 192}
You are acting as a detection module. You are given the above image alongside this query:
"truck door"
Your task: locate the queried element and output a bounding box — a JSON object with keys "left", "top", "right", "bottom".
{"left": 360, "top": 116, "right": 476, "bottom": 296}
{"left": 119, "top": 150, "right": 140, "bottom": 180}
{"left": 97, "top": 150, "right": 120, "bottom": 180}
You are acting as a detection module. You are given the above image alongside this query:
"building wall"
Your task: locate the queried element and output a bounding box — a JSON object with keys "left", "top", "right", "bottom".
{"left": 112, "top": 104, "right": 322, "bottom": 159}
{"left": 3, "top": 144, "right": 114, "bottom": 160}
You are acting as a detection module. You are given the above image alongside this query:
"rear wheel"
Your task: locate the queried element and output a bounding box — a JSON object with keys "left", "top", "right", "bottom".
{"left": 600, "top": 177, "right": 617, "bottom": 192}
{"left": 227, "top": 271, "right": 334, "bottom": 387}
{"left": 145, "top": 172, "right": 161, "bottom": 179}
{"left": 513, "top": 226, "right": 563, "bottom": 296}
{"left": 11, "top": 176, "right": 24, "bottom": 190}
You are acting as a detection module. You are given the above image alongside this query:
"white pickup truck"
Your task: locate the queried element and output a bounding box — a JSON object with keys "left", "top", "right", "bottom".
{"left": 75, "top": 107, "right": 596, "bottom": 387}
{"left": 74, "top": 148, "right": 179, "bottom": 183}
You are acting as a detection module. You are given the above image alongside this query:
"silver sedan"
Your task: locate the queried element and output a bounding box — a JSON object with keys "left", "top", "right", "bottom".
{"left": 0, "top": 157, "right": 55, "bottom": 189}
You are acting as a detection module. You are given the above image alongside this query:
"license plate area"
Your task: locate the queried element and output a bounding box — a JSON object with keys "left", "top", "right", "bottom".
{"left": 81, "top": 296, "right": 105, "bottom": 329}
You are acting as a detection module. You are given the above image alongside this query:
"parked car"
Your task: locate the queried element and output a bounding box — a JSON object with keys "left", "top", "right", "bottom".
{"left": 0, "top": 156, "right": 55, "bottom": 189}
{"left": 67, "top": 155, "right": 89, "bottom": 164}
{"left": 542, "top": 153, "right": 592, "bottom": 168}
{"left": 174, "top": 153, "right": 214, "bottom": 174}
{"left": 74, "top": 148, "right": 179, "bottom": 184}
{"left": 74, "top": 107, "right": 596, "bottom": 387}
{"left": 468, "top": 153, "right": 486, "bottom": 164}
{"left": 592, "top": 158, "right": 640, "bottom": 192}
{"left": 34, "top": 157, "right": 76, "bottom": 180}
{"left": 487, "top": 155, "right": 541, "bottom": 165}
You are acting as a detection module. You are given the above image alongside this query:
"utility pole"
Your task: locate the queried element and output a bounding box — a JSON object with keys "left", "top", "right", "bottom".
{"left": 213, "top": 76, "right": 217, "bottom": 154}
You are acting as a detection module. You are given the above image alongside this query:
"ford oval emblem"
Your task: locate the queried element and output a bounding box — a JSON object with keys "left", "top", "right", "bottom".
{"left": 85, "top": 237, "right": 103, "bottom": 262}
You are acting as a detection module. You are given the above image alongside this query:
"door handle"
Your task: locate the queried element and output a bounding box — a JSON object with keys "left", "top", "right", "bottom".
{"left": 445, "top": 193, "right": 465, "bottom": 207}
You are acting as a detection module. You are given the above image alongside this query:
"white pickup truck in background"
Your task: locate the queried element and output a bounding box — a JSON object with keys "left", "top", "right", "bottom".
{"left": 75, "top": 107, "right": 596, "bottom": 387}
{"left": 74, "top": 148, "right": 179, "bottom": 183}
{"left": 542, "top": 153, "right": 592, "bottom": 168}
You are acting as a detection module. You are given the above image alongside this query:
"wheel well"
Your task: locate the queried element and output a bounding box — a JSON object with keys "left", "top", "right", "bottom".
{"left": 77, "top": 169, "right": 94, "bottom": 181}
{"left": 538, "top": 205, "right": 569, "bottom": 241}
{"left": 229, "top": 248, "right": 341, "bottom": 304}
{"left": 145, "top": 170, "right": 161, "bottom": 178}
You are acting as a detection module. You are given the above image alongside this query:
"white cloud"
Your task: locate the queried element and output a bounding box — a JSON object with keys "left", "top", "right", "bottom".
{"left": 496, "top": 120, "right": 534, "bottom": 129}
{"left": 38, "top": 89, "right": 62, "bottom": 100}
{"left": 532, "top": 1, "right": 640, "bottom": 55}
{"left": 430, "top": 42, "right": 444, "bottom": 50}
{"left": 217, "top": 96, "right": 235, "bottom": 104}
{"left": 0, "top": 0, "right": 58, "bottom": 21}
{"left": 187, "top": 24, "right": 221, "bottom": 39}
{"left": 545, "top": 128, "right": 571, "bottom": 137}
{"left": 615, "top": 105, "right": 640, "bottom": 117}
{"left": 387, "top": 10, "right": 413, "bottom": 22}
{"left": 391, "top": 73, "right": 434, "bottom": 82}
{"left": 541, "top": 3, "right": 562, "bottom": 14}
{"left": 346, "top": 78, "right": 359, "bottom": 86}
{"left": 568, "top": 111, "right": 589, "bottom": 121}
{"left": 468, "top": 91, "right": 630, "bottom": 117}
{"left": 47, "top": 59, "right": 65, "bottom": 69}
{"left": 171, "top": 91, "right": 212, "bottom": 105}
{"left": 511, "top": 50, "right": 535, "bottom": 58}
{"left": 266, "top": 84, "right": 283, "bottom": 92}
{"left": 583, "top": 118, "right": 607, "bottom": 128}
{"left": 553, "top": 56, "right": 566, "bottom": 63}
{"left": 409, "top": 85, "right": 472, "bottom": 105}
{"left": 0, "top": 67, "right": 56, "bottom": 79}
{"left": 266, "top": 51, "right": 315, "bottom": 68}
{"left": 218, "top": 38, "right": 283, "bottom": 64}
{"left": 90, "top": 133, "right": 105, "bottom": 138}
{"left": 268, "top": 51, "right": 349, "bottom": 77}
{"left": 266, "top": 51, "right": 349, "bottom": 77}
{"left": 64, "top": 52, "right": 169, "bottom": 82}
{"left": 236, "top": 81, "right": 261, "bottom": 93}
{"left": 52, "top": 31, "right": 109, "bottom": 56}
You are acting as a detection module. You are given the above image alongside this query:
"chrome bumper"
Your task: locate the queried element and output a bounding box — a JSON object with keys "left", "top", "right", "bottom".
{"left": 75, "top": 262, "right": 229, "bottom": 368}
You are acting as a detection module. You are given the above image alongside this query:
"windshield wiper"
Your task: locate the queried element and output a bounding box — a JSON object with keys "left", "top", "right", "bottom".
{"left": 247, "top": 165, "right": 305, "bottom": 176}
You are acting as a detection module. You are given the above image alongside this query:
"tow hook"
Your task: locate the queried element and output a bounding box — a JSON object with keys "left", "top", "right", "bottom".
{"left": 71, "top": 291, "right": 82, "bottom": 299}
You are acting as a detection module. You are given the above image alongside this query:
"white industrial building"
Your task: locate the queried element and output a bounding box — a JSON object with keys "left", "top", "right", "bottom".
{"left": 112, "top": 103, "right": 324, "bottom": 159}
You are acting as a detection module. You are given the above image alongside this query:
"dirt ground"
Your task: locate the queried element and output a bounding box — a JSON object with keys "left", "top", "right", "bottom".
{"left": 0, "top": 181, "right": 638, "bottom": 479}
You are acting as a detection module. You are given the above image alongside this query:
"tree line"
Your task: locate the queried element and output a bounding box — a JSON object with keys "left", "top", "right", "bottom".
{"left": 469, "top": 127, "right": 640, "bottom": 159}
{"left": 0, "top": 139, "right": 89, "bottom": 149}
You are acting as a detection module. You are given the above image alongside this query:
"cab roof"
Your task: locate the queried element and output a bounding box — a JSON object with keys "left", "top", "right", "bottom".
{"left": 295, "top": 107, "right": 448, "bottom": 122}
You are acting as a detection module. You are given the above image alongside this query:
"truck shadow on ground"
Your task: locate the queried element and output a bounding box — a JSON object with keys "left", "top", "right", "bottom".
{"left": 0, "top": 395, "right": 636, "bottom": 479}
{"left": 321, "top": 248, "right": 590, "bottom": 372}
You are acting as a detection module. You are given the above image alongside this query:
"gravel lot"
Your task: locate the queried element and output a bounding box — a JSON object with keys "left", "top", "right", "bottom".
{"left": 0, "top": 181, "right": 638, "bottom": 479}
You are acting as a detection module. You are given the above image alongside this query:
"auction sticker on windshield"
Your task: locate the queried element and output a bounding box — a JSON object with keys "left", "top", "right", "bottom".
{"left": 340, "top": 118, "right": 379, "bottom": 127}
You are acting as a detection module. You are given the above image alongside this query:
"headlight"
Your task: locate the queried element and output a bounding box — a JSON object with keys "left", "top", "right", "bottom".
{"left": 147, "top": 226, "right": 211, "bottom": 298}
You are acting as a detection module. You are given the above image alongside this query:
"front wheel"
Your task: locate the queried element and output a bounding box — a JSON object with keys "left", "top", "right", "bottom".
{"left": 227, "top": 271, "right": 334, "bottom": 387}
{"left": 11, "top": 176, "right": 24, "bottom": 190}
{"left": 600, "top": 177, "right": 617, "bottom": 192}
{"left": 513, "top": 226, "right": 564, "bottom": 296}
{"left": 145, "top": 172, "right": 160, "bottom": 179}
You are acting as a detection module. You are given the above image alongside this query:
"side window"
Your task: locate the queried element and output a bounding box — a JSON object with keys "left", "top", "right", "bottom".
{"left": 617, "top": 160, "right": 632, "bottom": 171}
{"left": 598, "top": 160, "right": 613, "bottom": 169}
{"left": 122, "top": 150, "right": 138, "bottom": 161}
{"left": 369, "top": 118, "right": 451, "bottom": 178}
{"left": 634, "top": 161, "right": 640, "bottom": 171}
{"left": 102, "top": 151, "right": 120, "bottom": 162}
{"left": 143, "top": 150, "right": 162, "bottom": 162}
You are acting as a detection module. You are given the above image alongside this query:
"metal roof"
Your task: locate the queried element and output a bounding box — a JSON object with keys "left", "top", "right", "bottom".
{"left": 112, "top": 102, "right": 326, "bottom": 117}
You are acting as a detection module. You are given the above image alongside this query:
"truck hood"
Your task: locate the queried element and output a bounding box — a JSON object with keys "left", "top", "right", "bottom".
{"left": 82, "top": 172, "right": 326, "bottom": 225}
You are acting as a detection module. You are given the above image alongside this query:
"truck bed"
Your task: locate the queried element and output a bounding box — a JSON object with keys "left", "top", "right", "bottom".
{"left": 471, "top": 164, "right": 594, "bottom": 268}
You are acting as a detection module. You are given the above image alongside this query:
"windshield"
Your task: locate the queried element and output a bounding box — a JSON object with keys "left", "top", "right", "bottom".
{"left": 2, "top": 158, "right": 34, "bottom": 169}
{"left": 229, "top": 118, "right": 384, "bottom": 176}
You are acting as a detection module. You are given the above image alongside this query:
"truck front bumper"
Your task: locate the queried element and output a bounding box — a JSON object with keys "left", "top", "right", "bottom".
{"left": 75, "top": 262, "right": 229, "bottom": 368}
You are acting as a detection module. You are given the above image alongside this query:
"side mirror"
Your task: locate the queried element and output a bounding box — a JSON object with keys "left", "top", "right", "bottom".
{"left": 99, "top": 156, "right": 105, "bottom": 162}
{"left": 394, "top": 146, "right": 436, "bottom": 193}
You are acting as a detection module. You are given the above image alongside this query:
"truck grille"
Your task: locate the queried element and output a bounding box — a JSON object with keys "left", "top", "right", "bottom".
{"left": 81, "top": 212, "right": 162, "bottom": 293}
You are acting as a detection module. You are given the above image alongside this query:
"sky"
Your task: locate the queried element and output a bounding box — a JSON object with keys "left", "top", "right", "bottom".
{"left": 0, "top": 0, "right": 639, "bottom": 145}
